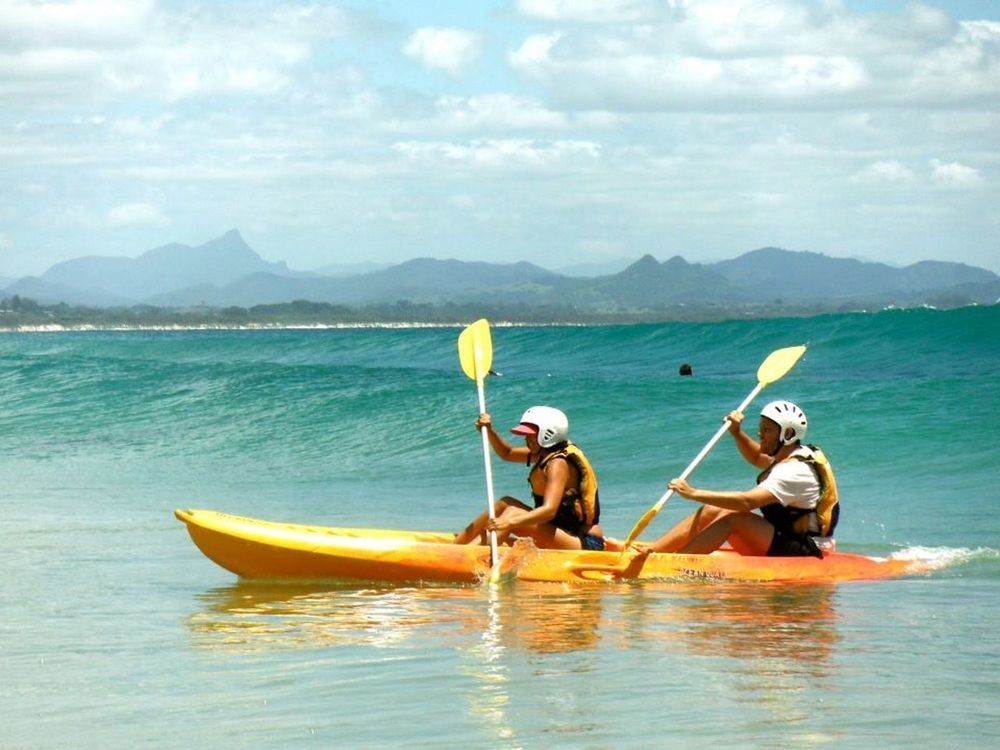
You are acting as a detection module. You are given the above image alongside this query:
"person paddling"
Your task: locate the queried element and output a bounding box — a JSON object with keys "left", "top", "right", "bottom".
{"left": 639, "top": 400, "right": 839, "bottom": 557}
{"left": 453, "top": 406, "right": 605, "bottom": 550}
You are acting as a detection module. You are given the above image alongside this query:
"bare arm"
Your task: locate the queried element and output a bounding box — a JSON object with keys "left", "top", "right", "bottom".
{"left": 477, "top": 413, "right": 531, "bottom": 463}
{"left": 727, "top": 410, "right": 772, "bottom": 470}
{"left": 668, "top": 477, "right": 776, "bottom": 512}
{"left": 491, "top": 457, "right": 567, "bottom": 532}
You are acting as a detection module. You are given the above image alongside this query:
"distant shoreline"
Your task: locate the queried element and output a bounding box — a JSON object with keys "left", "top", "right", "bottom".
{"left": 1, "top": 302, "right": 991, "bottom": 334}
{"left": 0, "top": 321, "right": 581, "bottom": 333}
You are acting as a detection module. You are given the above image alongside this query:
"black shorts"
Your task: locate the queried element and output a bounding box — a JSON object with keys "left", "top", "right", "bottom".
{"left": 767, "top": 527, "right": 823, "bottom": 559}
{"left": 580, "top": 534, "right": 605, "bottom": 551}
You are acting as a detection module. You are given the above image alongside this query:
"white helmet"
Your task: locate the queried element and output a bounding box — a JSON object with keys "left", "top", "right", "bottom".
{"left": 511, "top": 406, "right": 569, "bottom": 448}
{"left": 760, "top": 400, "right": 807, "bottom": 445}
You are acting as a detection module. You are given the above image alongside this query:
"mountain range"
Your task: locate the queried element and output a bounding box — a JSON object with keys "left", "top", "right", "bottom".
{"left": 3, "top": 229, "right": 997, "bottom": 313}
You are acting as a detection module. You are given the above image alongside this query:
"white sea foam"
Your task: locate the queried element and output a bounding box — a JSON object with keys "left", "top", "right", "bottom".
{"left": 888, "top": 545, "right": 998, "bottom": 569}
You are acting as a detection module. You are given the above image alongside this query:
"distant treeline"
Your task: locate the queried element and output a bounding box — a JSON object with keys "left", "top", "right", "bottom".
{"left": 0, "top": 293, "right": 941, "bottom": 329}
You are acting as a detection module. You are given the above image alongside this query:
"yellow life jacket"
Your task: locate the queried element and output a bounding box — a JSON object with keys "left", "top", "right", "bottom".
{"left": 528, "top": 442, "right": 600, "bottom": 536}
{"left": 757, "top": 445, "right": 840, "bottom": 537}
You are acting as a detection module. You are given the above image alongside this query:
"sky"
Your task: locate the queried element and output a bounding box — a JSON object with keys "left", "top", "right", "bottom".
{"left": 1, "top": 0, "right": 998, "bottom": 278}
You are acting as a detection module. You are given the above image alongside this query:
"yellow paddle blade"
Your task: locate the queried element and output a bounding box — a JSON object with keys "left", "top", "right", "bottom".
{"left": 458, "top": 318, "right": 493, "bottom": 382}
{"left": 756, "top": 345, "right": 806, "bottom": 386}
{"left": 620, "top": 506, "right": 658, "bottom": 550}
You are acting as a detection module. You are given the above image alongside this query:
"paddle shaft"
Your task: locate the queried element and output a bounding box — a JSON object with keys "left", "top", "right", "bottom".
{"left": 619, "top": 381, "right": 767, "bottom": 549}
{"left": 652, "top": 381, "right": 764, "bottom": 513}
{"left": 476, "top": 378, "right": 500, "bottom": 565}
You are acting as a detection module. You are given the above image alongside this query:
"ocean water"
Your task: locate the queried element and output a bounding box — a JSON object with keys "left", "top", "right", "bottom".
{"left": 2, "top": 306, "right": 998, "bottom": 748}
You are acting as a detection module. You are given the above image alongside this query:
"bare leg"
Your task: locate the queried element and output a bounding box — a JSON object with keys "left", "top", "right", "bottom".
{"left": 500, "top": 511, "right": 588, "bottom": 550}
{"left": 679, "top": 512, "right": 775, "bottom": 555}
{"left": 453, "top": 496, "right": 531, "bottom": 544}
{"left": 488, "top": 504, "right": 529, "bottom": 546}
{"left": 649, "top": 506, "right": 735, "bottom": 553}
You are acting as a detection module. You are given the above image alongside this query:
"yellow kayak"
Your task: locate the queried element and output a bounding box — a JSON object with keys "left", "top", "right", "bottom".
{"left": 175, "top": 508, "right": 932, "bottom": 584}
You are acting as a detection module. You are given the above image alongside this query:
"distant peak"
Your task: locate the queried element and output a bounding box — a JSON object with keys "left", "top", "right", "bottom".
{"left": 626, "top": 254, "right": 661, "bottom": 271}
{"left": 744, "top": 246, "right": 829, "bottom": 261}
{"left": 397, "top": 257, "right": 450, "bottom": 269}
{"left": 200, "top": 229, "right": 256, "bottom": 256}
{"left": 744, "top": 246, "right": 792, "bottom": 257}
{"left": 208, "top": 228, "right": 248, "bottom": 245}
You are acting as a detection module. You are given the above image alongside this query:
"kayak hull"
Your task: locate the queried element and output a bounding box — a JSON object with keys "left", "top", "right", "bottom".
{"left": 175, "top": 509, "right": 928, "bottom": 584}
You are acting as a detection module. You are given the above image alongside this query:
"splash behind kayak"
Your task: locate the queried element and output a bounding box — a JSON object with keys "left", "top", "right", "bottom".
{"left": 175, "top": 508, "right": 932, "bottom": 584}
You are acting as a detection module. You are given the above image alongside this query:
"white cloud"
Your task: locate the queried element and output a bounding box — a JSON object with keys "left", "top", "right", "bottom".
{"left": 742, "top": 192, "right": 788, "bottom": 207}
{"left": 748, "top": 133, "right": 821, "bottom": 159}
{"left": 110, "top": 115, "right": 174, "bottom": 137}
{"left": 507, "top": 1, "right": 1000, "bottom": 112}
{"left": 515, "top": 0, "right": 667, "bottom": 24}
{"left": 431, "top": 94, "right": 618, "bottom": 132}
{"left": 930, "top": 160, "right": 982, "bottom": 188}
{"left": 508, "top": 32, "right": 562, "bottom": 70}
{"left": 0, "top": 0, "right": 154, "bottom": 49}
{"left": 107, "top": 202, "right": 168, "bottom": 227}
{"left": 403, "top": 27, "right": 482, "bottom": 75}
{"left": 392, "top": 139, "right": 600, "bottom": 169}
{"left": 855, "top": 160, "right": 916, "bottom": 183}
{"left": 19, "top": 182, "right": 47, "bottom": 195}
{"left": 0, "top": 0, "right": 354, "bottom": 105}
{"left": 930, "top": 111, "right": 1000, "bottom": 135}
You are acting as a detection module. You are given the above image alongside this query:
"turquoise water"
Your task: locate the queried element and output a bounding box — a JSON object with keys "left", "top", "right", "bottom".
{"left": 2, "top": 306, "right": 998, "bottom": 748}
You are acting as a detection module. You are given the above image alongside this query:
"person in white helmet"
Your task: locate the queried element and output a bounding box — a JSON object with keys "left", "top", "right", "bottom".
{"left": 453, "top": 406, "right": 606, "bottom": 550}
{"left": 640, "top": 400, "right": 839, "bottom": 557}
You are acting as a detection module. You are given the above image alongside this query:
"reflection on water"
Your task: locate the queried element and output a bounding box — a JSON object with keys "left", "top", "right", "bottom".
{"left": 189, "top": 582, "right": 473, "bottom": 652}
{"left": 188, "top": 579, "right": 840, "bottom": 743}
{"left": 496, "top": 583, "right": 605, "bottom": 654}
{"left": 461, "top": 586, "right": 513, "bottom": 745}
{"left": 189, "top": 580, "right": 610, "bottom": 747}
{"left": 613, "top": 582, "right": 842, "bottom": 745}
{"left": 618, "top": 583, "right": 838, "bottom": 669}
{"left": 188, "top": 580, "right": 609, "bottom": 656}
{"left": 189, "top": 580, "right": 837, "bottom": 663}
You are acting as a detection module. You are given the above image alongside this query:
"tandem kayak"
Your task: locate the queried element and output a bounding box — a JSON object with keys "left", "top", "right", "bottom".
{"left": 175, "top": 509, "right": 934, "bottom": 584}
